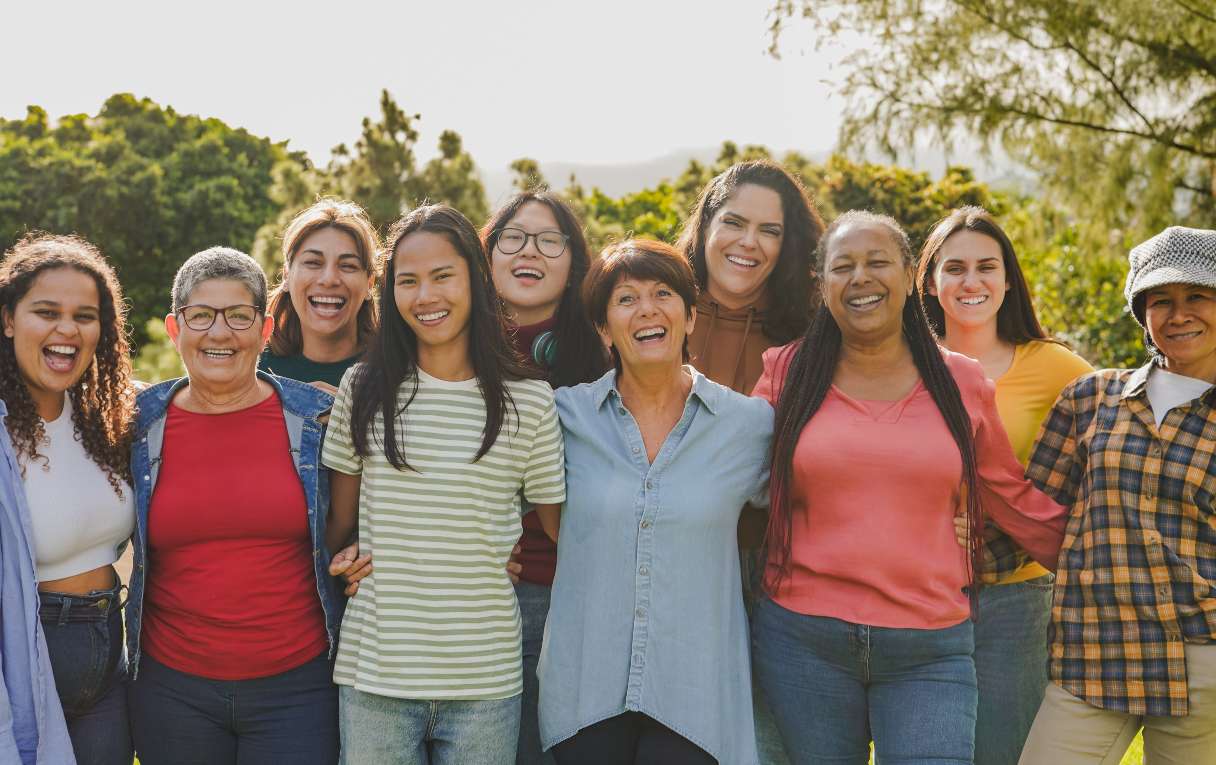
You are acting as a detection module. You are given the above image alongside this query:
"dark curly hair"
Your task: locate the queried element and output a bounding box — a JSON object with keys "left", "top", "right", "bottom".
{"left": 0, "top": 233, "right": 135, "bottom": 494}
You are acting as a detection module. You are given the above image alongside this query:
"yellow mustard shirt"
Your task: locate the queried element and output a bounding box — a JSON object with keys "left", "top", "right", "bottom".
{"left": 994, "top": 340, "right": 1094, "bottom": 583}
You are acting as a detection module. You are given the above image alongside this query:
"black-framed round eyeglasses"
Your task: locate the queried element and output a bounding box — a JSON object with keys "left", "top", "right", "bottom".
{"left": 175, "top": 304, "right": 263, "bottom": 331}
{"left": 494, "top": 227, "right": 569, "bottom": 258}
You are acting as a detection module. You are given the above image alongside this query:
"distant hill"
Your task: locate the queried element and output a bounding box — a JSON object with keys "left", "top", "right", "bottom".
{"left": 480, "top": 142, "right": 1035, "bottom": 206}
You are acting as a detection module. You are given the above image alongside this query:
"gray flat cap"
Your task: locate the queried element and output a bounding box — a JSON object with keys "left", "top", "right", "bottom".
{"left": 1125, "top": 226, "right": 1216, "bottom": 326}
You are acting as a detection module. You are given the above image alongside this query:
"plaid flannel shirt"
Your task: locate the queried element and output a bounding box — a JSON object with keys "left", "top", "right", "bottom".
{"left": 1026, "top": 363, "right": 1216, "bottom": 716}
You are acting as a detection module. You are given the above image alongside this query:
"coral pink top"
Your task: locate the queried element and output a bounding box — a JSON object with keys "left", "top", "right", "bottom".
{"left": 751, "top": 344, "right": 1067, "bottom": 629}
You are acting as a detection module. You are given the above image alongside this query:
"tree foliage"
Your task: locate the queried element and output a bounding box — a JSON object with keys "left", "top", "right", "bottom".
{"left": 0, "top": 94, "right": 288, "bottom": 348}
{"left": 768, "top": 0, "right": 1216, "bottom": 240}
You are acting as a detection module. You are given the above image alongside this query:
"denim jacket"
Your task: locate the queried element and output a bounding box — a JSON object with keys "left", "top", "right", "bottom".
{"left": 0, "top": 400, "right": 76, "bottom": 765}
{"left": 125, "top": 372, "right": 342, "bottom": 679}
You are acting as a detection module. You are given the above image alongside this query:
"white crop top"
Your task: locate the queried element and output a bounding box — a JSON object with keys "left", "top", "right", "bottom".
{"left": 20, "top": 397, "right": 135, "bottom": 582}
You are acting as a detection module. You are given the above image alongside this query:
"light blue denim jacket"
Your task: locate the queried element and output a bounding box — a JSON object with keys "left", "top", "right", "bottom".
{"left": 0, "top": 401, "right": 75, "bottom": 764}
{"left": 125, "top": 372, "right": 342, "bottom": 679}
{"left": 538, "top": 368, "right": 773, "bottom": 764}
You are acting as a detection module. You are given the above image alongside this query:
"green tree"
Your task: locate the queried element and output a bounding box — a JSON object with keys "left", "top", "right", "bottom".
{"left": 767, "top": 0, "right": 1216, "bottom": 240}
{"left": 0, "top": 94, "right": 289, "bottom": 349}
{"left": 327, "top": 89, "right": 420, "bottom": 230}
{"left": 509, "top": 157, "right": 549, "bottom": 193}
{"left": 412, "top": 130, "right": 490, "bottom": 223}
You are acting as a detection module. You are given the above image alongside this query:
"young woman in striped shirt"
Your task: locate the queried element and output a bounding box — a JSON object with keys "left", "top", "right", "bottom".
{"left": 323, "top": 205, "right": 566, "bottom": 765}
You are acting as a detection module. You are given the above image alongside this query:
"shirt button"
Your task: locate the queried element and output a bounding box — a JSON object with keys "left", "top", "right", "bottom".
{"left": 640, "top": 520, "right": 651, "bottom": 529}
{"left": 635, "top": 607, "right": 646, "bottom": 618}
{"left": 632, "top": 446, "right": 640, "bottom": 454}
{"left": 639, "top": 565, "right": 649, "bottom": 576}
{"left": 645, "top": 480, "right": 654, "bottom": 490}
{"left": 632, "top": 653, "right": 644, "bottom": 667}
{"left": 618, "top": 408, "right": 627, "bottom": 416}
{"left": 143, "top": 475, "right": 150, "bottom": 481}
{"left": 1158, "top": 586, "right": 1170, "bottom": 597}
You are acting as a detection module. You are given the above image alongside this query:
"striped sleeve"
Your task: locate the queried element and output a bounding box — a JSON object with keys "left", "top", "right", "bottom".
{"left": 522, "top": 384, "right": 566, "bottom": 505}
{"left": 321, "top": 366, "right": 363, "bottom": 475}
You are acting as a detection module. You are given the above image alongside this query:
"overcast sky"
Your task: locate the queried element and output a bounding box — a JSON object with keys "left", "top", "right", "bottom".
{"left": 3, "top": 1, "right": 851, "bottom": 170}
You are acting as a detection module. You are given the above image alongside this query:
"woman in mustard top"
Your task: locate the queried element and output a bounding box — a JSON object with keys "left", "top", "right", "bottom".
{"left": 916, "top": 206, "right": 1093, "bottom": 765}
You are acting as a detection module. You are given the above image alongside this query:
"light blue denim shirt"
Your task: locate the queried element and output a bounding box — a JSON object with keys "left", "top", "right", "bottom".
{"left": 538, "top": 368, "right": 772, "bottom": 764}
{"left": 125, "top": 371, "right": 342, "bottom": 679}
{"left": 0, "top": 401, "right": 75, "bottom": 765}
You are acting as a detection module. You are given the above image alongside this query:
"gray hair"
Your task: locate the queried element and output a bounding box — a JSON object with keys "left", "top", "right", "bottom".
{"left": 171, "top": 246, "right": 267, "bottom": 311}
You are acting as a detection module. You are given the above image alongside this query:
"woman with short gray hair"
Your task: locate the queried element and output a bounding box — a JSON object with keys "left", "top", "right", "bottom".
{"left": 1018, "top": 226, "right": 1216, "bottom": 764}
{"left": 125, "top": 246, "right": 345, "bottom": 764}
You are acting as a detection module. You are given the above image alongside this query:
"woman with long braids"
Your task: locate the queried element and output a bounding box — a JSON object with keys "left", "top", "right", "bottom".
{"left": 0, "top": 234, "right": 136, "bottom": 765}
{"left": 750, "top": 211, "right": 1067, "bottom": 763}
{"left": 482, "top": 190, "right": 608, "bottom": 765}
{"left": 917, "top": 206, "right": 1092, "bottom": 765}
{"left": 323, "top": 205, "right": 566, "bottom": 765}
{"left": 676, "top": 160, "right": 824, "bottom": 765}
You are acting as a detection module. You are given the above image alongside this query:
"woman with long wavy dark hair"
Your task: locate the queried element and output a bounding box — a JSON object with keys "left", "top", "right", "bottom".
{"left": 750, "top": 211, "right": 1066, "bottom": 764}
{"left": 0, "top": 233, "right": 136, "bottom": 765}
{"left": 323, "top": 205, "right": 567, "bottom": 765}
{"left": 675, "top": 160, "right": 824, "bottom": 765}
{"left": 481, "top": 191, "right": 608, "bottom": 765}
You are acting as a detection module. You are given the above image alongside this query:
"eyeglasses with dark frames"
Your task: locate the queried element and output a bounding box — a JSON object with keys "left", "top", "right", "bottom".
{"left": 175, "top": 304, "right": 263, "bottom": 332}
{"left": 494, "top": 227, "right": 569, "bottom": 259}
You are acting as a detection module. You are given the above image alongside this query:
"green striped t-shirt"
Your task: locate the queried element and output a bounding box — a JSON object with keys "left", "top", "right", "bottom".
{"left": 321, "top": 365, "right": 565, "bottom": 700}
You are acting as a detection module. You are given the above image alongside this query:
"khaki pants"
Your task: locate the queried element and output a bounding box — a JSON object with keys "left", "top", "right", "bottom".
{"left": 1018, "top": 643, "right": 1216, "bottom": 765}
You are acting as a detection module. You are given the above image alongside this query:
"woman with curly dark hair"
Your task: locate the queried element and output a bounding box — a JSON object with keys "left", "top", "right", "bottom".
{"left": 0, "top": 233, "right": 136, "bottom": 765}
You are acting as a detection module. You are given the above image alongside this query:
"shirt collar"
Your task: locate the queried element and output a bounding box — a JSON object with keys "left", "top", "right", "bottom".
{"left": 1123, "top": 359, "right": 1216, "bottom": 408}
{"left": 1122, "top": 361, "right": 1155, "bottom": 400}
{"left": 593, "top": 366, "right": 720, "bottom": 415}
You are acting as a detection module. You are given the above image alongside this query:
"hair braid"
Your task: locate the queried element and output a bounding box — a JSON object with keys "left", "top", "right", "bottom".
{"left": 763, "top": 210, "right": 986, "bottom": 617}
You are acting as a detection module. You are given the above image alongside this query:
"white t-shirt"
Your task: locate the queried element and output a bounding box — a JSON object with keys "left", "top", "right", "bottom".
{"left": 20, "top": 396, "right": 135, "bottom": 581}
{"left": 1146, "top": 366, "right": 1214, "bottom": 427}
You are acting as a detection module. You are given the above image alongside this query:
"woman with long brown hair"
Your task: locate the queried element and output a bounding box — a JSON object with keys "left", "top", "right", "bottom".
{"left": 917, "top": 206, "right": 1092, "bottom": 765}
{"left": 260, "top": 198, "right": 380, "bottom": 392}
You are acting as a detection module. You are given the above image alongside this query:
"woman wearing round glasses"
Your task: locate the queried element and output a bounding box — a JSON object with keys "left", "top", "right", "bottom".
{"left": 125, "top": 247, "right": 343, "bottom": 765}
{"left": 482, "top": 192, "right": 608, "bottom": 765}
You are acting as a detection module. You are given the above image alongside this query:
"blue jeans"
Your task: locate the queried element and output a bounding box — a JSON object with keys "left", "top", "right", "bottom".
{"left": 515, "top": 580, "right": 555, "bottom": 765}
{"left": 39, "top": 579, "right": 132, "bottom": 765}
{"left": 742, "top": 551, "right": 792, "bottom": 765}
{"left": 752, "top": 597, "right": 977, "bottom": 765}
{"left": 128, "top": 652, "right": 338, "bottom": 764}
{"left": 973, "top": 575, "right": 1053, "bottom": 765}
{"left": 339, "top": 686, "right": 520, "bottom": 765}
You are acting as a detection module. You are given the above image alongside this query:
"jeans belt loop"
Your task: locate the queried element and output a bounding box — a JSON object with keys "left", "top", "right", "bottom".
{"left": 57, "top": 596, "right": 72, "bottom": 627}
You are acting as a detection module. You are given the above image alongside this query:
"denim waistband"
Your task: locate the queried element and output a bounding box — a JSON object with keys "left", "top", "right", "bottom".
{"left": 39, "top": 579, "right": 126, "bottom": 625}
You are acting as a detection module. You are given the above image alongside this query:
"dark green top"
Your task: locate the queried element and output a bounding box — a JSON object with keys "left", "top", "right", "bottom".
{"left": 258, "top": 350, "right": 361, "bottom": 389}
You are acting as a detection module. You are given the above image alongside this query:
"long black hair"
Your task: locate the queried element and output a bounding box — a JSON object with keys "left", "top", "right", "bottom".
{"left": 676, "top": 160, "right": 825, "bottom": 343}
{"left": 482, "top": 191, "right": 609, "bottom": 388}
{"left": 349, "top": 204, "right": 531, "bottom": 469}
{"left": 765, "top": 210, "right": 986, "bottom": 613}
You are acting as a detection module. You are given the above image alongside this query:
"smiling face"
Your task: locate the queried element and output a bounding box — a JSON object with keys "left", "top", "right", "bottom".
{"left": 929, "top": 229, "right": 1009, "bottom": 333}
{"left": 703, "top": 183, "right": 785, "bottom": 309}
{"left": 286, "top": 226, "right": 373, "bottom": 350}
{"left": 822, "top": 222, "right": 913, "bottom": 344}
{"left": 1143, "top": 283, "right": 1216, "bottom": 381}
{"left": 490, "top": 201, "right": 571, "bottom": 326}
{"left": 394, "top": 231, "right": 472, "bottom": 355}
{"left": 598, "top": 276, "right": 695, "bottom": 373}
{"left": 3, "top": 267, "right": 101, "bottom": 415}
{"left": 166, "top": 278, "right": 272, "bottom": 395}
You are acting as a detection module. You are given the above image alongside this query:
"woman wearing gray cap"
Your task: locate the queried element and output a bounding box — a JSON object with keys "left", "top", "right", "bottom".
{"left": 1016, "top": 226, "right": 1216, "bottom": 764}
